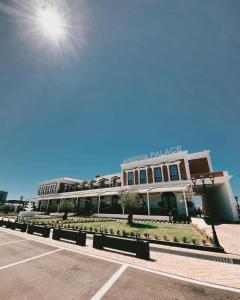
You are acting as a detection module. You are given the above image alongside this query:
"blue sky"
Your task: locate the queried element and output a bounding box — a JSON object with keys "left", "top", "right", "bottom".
{"left": 0, "top": 0, "right": 239, "bottom": 200}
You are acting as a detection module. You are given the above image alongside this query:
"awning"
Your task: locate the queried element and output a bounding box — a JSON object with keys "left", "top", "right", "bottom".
{"left": 99, "top": 191, "right": 119, "bottom": 197}
{"left": 137, "top": 188, "right": 150, "bottom": 194}
{"left": 149, "top": 185, "right": 189, "bottom": 194}
{"left": 35, "top": 184, "right": 190, "bottom": 202}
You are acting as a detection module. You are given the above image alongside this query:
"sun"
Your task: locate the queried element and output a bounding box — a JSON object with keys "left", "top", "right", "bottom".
{"left": 0, "top": 0, "right": 87, "bottom": 57}
{"left": 37, "top": 4, "right": 66, "bottom": 42}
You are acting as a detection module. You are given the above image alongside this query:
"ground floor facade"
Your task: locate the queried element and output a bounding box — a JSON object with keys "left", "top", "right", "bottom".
{"left": 33, "top": 176, "right": 239, "bottom": 222}
{"left": 36, "top": 182, "right": 197, "bottom": 218}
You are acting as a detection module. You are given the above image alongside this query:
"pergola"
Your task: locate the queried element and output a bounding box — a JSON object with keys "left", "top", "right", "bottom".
{"left": 34, "top": 183, "right": 191, "bottom": 216}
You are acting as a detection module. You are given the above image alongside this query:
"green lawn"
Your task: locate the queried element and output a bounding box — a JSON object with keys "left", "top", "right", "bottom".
{"left": 20, "top": 216, "right": 210, "bottom": 245}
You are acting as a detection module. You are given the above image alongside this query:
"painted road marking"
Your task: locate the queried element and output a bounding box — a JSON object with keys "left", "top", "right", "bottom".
{"left": 0, "top": 239, "right": 27, "bottom": 246}
{"left": 0, "top": 248, "right": 62, "bottom": 271}
{"left": 91, "top": 264, "right": 128, "bottom": 300}
{"left": 0, "top": 228, "right": 240, "bottom": 294}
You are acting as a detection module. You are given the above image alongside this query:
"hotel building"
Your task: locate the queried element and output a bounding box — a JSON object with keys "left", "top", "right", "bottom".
{"left": 31, "top": 150, "right": 239, "bottom": 222}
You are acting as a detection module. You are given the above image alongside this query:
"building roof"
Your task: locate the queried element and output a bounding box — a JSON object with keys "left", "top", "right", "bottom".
{"left": 38, "top": 177, "right": 85, "bottom": 185}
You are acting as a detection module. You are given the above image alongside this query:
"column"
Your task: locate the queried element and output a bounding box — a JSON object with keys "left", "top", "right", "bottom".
{"left": 98, "top": 194, "right": 101, "bottom": 214}
{"left": 147, "top": 192, "right": 150, "bottom": 215}
{"left": 40, "top": 200, "right": 43, "bottom": 212}
{"left": 183, "top": 190, "right": 189, "bottom": 216}
{"left": 46, "top": 200, "right": 50, "bottom": 213}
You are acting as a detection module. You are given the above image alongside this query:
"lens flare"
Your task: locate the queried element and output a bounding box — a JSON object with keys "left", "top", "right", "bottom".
{"left": 0, "top": 0, "right": 88, "bottom": 60}
{"left": 37, "top": 4, "right": 66, "bottom": 43}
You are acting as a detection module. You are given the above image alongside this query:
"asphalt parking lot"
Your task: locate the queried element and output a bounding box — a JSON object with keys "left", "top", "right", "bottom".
{"left": 0, "top": 229, "right": 239, "bottom": 300}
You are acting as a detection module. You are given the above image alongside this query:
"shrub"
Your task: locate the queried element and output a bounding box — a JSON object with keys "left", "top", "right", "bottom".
{"left": 163, "top": 235, "right": 167, "bottom": 241}
{"left": 104, "top": 228, "right": 108, "bottom": 233}
{"left": 89, "top": 226, "right": 93, "bottom": 232}
{"left": 130, "top": 231, "right": 135, "bottom": 237}
{"left": 117, "top": 230, "right": 120, "bottom": 235}
{"left": 110, "top": 229, "right": 114, "bottom": 234}
{"left": 144, "top": 233, "right": 150, "bottom": 239}
{"left": 182, "top": 236, "right": 187, "bottom": 243}
{"left": 173, "top": 236, "right": 178, "bottom": 242}
{"left": 192, "top": 238, "right": 196, "bottom": 244}
{"left": 154, "top": 235, "right": 158, "bottom": 240}
{"left": 208, "top": 237, "right": 214, "bottom": 245}
{"left": 94, "top": 228, "right": 98, "bottom": 232}
{"left": 202, "top": 239, "right": 207, "bottom": 245}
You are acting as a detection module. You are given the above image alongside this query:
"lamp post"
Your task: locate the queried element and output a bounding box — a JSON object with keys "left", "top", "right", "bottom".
{"left": 191, "top": 175, "right": 223, "bottom": 249}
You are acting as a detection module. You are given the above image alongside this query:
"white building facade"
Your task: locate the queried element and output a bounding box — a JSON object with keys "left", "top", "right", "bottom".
{"left": 30, "top": 150, "right": 239, "bottom": 222}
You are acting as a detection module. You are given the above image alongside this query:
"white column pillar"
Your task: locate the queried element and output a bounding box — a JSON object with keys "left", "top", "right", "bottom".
{"left": 46, "top": 200, "right": 50, "bottom": 212}
{"left": 122, "top": 204, "right": 125, "bottom": 215}
{"left": 98, "top": 194, "right": 100, "bottom": 214}
{"left": 183, "top": 190, "right": 189, "bottom": 216}
{"left": 147, "top": 192, "right": 150, "bottom": 215}
{"left": 40, "top": 200, "right": 43, "bottom": 212}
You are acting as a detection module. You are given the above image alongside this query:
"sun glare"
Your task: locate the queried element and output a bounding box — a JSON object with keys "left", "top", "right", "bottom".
{"left": 37, "top": 4, "right": 66, "bottom": 42}
{"left": 0, "top": 0, "right": 87, "bottom": 58}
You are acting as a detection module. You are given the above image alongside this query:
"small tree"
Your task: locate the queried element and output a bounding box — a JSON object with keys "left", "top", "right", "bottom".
{"left": 58, "top": 202, "right": 74, "bottom": 220}
{"left": 119, "top": 188, "right": 141, "bottom": 225}
{"left": 0, "top": 204, "right": 14, "bottom": 215}
{"left": 16, "top": 205, "right": 24, "bottom": 214}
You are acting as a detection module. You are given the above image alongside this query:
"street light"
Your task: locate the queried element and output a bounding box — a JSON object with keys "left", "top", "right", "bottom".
{"left": 191, "top": 175, "right": 223, "bottom": 250}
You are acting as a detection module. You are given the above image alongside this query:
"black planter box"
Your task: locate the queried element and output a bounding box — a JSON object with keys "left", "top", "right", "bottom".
{"left": 93, "top": 234, "right": 150, "bottom": 260}
{"left": 11, "top": 222, "right": 27, "bottom": 232}
{"left": 0, "top": 219, "right": 11, "bottom": 228}
{"left": 27, "top": 224, "right": 50, "bottom": 238}
{"left": 145, "top": 238, "right": 225, "bottom": 253}
{"left": 52, "top": 228, "right": 86, "bottom": 246}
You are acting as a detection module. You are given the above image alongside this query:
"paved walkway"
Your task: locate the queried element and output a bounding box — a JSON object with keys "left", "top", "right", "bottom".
{"left": 1, "top": 226, "right": 240, "bottom": 290}
{"left": 192, "top": 218, "right": 240, "bottom": 256}
{"left": 0, "top": 229, "right": 239, "bottom": 299}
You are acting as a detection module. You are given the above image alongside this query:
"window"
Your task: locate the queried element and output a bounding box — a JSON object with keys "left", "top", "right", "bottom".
{"left": 128, "top": 171, "right": 134, "bottom": 185}
{"left": 140, "top": 169, "right": 147, "bottom": 184}
{"left": 154, "top": 167, "right": 162, "bottom": 182}
{"left": 169, "top": 164, "right": 179, "bottom": 181}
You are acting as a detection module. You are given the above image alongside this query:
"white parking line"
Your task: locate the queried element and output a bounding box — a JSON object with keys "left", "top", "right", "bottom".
{"left": 0, "top": 227, "right": 240, "bottom": 294}
{"left": 0, "top": 248, "right": 62, "bottom": 271}
{"left": 91, "top": 264, "right": 128, "bottom": 300}
{"left": 0, "top": 240, "right": 27, "bottom": 246}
